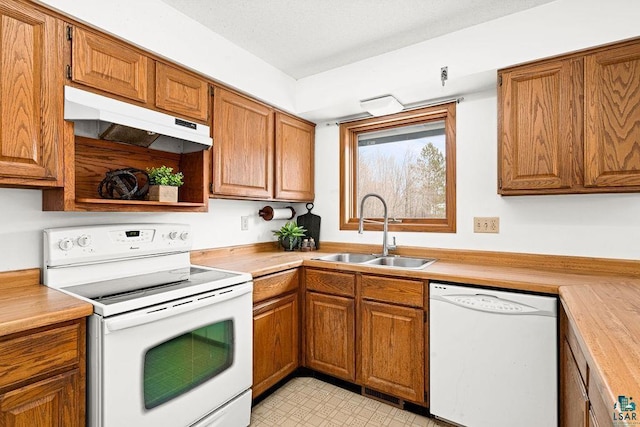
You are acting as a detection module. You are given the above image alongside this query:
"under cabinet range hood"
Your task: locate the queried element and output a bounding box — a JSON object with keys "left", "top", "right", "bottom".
{"left": 64, "top": 86, "right": 212, "bottom": 153}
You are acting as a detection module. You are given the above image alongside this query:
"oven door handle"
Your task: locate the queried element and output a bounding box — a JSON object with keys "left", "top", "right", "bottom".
{"left": 103, "top": 282, "right": 252, "bottom": 333}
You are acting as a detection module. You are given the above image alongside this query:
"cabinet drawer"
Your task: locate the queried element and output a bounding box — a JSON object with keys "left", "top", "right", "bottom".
{"left": 305, "top": 269, "right": 355, "bottom": 297}
{"left": 361, "top": 275, "right": 424, "bottom": 307}
{"left": 0, "top": 323, "right": 81, "bottom": 389}
{"left": 253, "top": 269, "right": 299, "bottom": 303}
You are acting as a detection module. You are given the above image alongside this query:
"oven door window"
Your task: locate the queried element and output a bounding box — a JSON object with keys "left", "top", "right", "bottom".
{"left": 143, "top": 319, "right": 234, "bottom": 409}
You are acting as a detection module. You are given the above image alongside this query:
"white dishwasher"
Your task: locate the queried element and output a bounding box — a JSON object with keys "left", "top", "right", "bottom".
{"left": 429, "top": 282, "right": 557, "bottom": 427}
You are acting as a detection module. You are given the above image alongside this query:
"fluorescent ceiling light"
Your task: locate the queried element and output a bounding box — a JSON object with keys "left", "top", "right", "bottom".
{"left": 359, "top": 95, "right": 404, "bottom": 117}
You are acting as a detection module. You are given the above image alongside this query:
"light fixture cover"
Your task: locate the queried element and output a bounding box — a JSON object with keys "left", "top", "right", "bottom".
{"left": 359, "top": 95, "right": 404, "bottom": 117}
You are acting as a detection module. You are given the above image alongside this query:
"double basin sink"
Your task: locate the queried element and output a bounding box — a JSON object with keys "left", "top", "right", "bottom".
{"left": 314, "top": 253, "right": 436, "bottom": 270}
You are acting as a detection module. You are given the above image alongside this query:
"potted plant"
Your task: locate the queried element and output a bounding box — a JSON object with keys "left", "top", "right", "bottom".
{"left": 273, "top": 221, "right": 306, "bottom": 251}
{"left": 146, "top": 166, "right": 184, "bottom": 202}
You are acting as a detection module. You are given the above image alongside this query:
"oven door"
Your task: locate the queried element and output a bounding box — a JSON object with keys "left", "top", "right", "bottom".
{"left": 89, "top": 281, "right": 253, "bottom": 427}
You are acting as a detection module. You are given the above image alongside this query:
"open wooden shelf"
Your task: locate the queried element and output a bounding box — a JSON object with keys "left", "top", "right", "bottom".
{"left": 75, "top": 198, "right": 206, "bottom": 207}
{"left": 43, "top": 132, "right": 209, "bottom": 212}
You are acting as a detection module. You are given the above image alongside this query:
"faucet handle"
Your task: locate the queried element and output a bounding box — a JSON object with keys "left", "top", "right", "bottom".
{"left": 388, "top": 236, "right": 398, "bottom": 251}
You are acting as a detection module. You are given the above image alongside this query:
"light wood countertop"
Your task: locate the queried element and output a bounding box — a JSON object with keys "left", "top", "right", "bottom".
{"left": 192, "top": 248, "right": 640, "bottom": 295}
{"left": 0, "top": 268, "right": 93, "bottom": 337}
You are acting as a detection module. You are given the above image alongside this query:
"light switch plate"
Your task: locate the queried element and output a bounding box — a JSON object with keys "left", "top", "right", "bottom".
{"left": 474, "top": 217, "right": 499, "bottom": 233}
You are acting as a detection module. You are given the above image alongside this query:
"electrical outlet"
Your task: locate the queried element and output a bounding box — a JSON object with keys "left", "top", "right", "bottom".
{"left": 241, "top": 216, "right": 249, "bottom": 231}
{"left": 474, "top": 217, "right": 499, "bottom": 233}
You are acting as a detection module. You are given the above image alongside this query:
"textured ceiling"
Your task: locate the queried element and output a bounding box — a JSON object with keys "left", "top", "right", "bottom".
{"left": 159, "top": 0, "right": 556, "bottom": 79}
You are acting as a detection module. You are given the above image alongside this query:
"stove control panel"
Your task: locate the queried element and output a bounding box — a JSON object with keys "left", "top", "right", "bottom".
{"left": 109, "top": 229, "right": 156, "bottom": 244}
{"left": 44, "top": 223, "right": 192, "bottom": 267}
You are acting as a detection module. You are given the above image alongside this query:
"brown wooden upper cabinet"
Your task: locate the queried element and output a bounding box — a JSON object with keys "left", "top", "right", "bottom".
{"left": 69, "top": 26, "right": 209, "bottom": 123}
{"left": 212, "top": 87, "right": 274, "bottom": 199}
{"left": 275, "top": 112, "right": 315, "bottom": 201}
{"left": 498, "top": 37, "right": 640, "bottom": 195}
{"left": 212, "top": 86, "right": 315, "bottom": 202}
{"left": 155, "top": 62, "right": 208, "bottom": 122}
{"left": 585, "top": 42, "right": 640, "bottom": 188}
{"left": 71, "top": 26, "right": 150, "bottom": 103}
{"left": 0, "top": 0, "right": 64, "bottom": 188}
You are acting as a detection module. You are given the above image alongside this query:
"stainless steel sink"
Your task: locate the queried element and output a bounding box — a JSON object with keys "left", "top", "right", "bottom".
{"left": 314, "top": 253, "right": 436, "bottom": 269}
{"left": 362, "top": 256, "right": 436, "bottom": 269}
{"left": 314, "top": 253, "right": 378, "bottom": 263}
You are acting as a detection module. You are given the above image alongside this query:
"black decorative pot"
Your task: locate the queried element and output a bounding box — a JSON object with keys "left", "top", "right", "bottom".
{"left": 280, "top": 236, "right": 300, "bottom": 251}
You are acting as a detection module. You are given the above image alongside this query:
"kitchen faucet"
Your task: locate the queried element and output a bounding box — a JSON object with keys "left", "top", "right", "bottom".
{"left": 358, "top": 193, "right": 397, "bottom": 257}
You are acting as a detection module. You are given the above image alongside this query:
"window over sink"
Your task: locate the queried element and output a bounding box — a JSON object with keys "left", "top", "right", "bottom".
{"left": 339, "top": 102, "right": 457, "bottom": 232}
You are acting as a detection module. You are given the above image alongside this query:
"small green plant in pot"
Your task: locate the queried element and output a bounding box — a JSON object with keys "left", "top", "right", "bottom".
{"left": 146, "top": 166, "right": 184, "bottom": 202}
{"left": 273, "top": 221, "right": 306, "bottom": 251}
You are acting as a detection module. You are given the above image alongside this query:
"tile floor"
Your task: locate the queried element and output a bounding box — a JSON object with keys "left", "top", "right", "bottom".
{"left": 250, "top": 377, "right": 451, "bottom": 426}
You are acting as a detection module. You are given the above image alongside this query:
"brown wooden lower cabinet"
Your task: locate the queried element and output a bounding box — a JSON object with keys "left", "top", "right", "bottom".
{"left": 253, "top": 292, "right": 299, "bottom": 398}
{"left": 0, "top": 319, "right": 85, "bottom": 427}
{"left": 562, "top": 340, "right": 589, "bottom": 427}
{"left": 0, "top": 370, "right": 80, "bottom": 427}
{"left": 305, "top": 291, "right": 356, "bottom": 381}
{"left": 360, "top": 300, "right": 425, "bottom": 403}
{"left": 303, "top": 268, "right": 427, "bottom": 406}
{"left": 561, "top": 303, "right": 612, "bottom": 427}
{"left": 252, "top": 269, "right": 300, "bottom": 399}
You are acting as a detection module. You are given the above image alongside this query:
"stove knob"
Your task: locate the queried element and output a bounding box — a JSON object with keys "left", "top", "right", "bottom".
{"left": 58, "top": 237, "right": 74, "bottom": 251}
{"left": 77, "top": 234, "right": 91, "bottom": 247}
{"left": 180, "top": 231, "right": 190, "bottom": 241}
{"left": 168, "top": 231, "right": 178, "bottom": 240}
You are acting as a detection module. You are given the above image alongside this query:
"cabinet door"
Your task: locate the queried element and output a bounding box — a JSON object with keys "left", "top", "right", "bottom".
{"left": 275, "top": 112, "right": 315, "bottom": 201}
{"left": 155, "top": 62, "right": 208, "bottom": 121}
{"left": 71, "top": 26, "right": 149, "bottom": 103}
{"left": 361, "top": 300, "right": 424, "bottom": 403}
{"left": 253, "top": 293, "right": 299, "bottom": 398}
{"left": 212, "top": 87, "right": 274, "bottom": 199}
{"left": 0, "top": 1, "right": 63, "bottom": 186}
{"left": 305, "top": 292, "right": 355, "bottom": 381}
{"left": 499, "top": 58, "right": 582, "bottom": 193}
{"left": 0, "top": 370, "right": 80, "bottom": 427}
{"left": 585, "top": 42, "right": 640, "bottom": 187}
{"left": 561, "top": 340, "right": 589, "bottom": 427}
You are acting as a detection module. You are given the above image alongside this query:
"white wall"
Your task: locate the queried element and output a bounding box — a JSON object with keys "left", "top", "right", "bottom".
{"left": 0, "top": 188, "right": 302, "bottom": 271}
